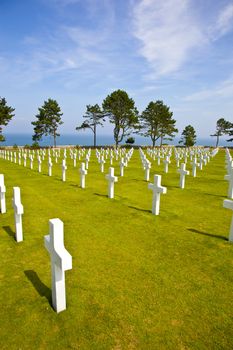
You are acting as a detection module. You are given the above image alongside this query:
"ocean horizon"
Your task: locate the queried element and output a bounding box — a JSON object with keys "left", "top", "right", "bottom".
{"left": 1, "top": 133, "right": 232, "bottom": 147}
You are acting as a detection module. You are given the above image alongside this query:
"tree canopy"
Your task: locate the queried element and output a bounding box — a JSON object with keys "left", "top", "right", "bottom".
{"left": 32, "top": 98, "right": 63, "bottom": 147}
{"left": 0, "top": 97, "right": 15, "bottom": 142}
{"left": 211, "top": 118, "right": 232, "bottom": 147}
{"left": 138, "top": 100, "right": 177, "bottom": 147}
{"left": 102, "top": 90, "right": 138, "bottom": 146}
{"left": 179, "top": 125, "right": 196, "bottom": 146}
{"left": 227, "top": 123, "right": 233, "bottom": 143}
{"left": 76, "top": 104, "right": 105, "bottom": 147}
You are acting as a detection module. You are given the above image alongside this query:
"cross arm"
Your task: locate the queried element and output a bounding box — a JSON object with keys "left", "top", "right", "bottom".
{"left": 223, "top": 199, "right": 233, "bottom": 210}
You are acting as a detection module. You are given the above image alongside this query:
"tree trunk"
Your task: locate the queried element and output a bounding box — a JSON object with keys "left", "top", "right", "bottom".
{"left": 216, "top": 135, "right": 219, "bottom": 147}
{"left": 152, "top": 136, "right": 155, "bottom": 147}
{"left": 54, "top": 131, "right": 56, "bottom": 147}
{"left": 160, "top": 136, "right": 163, "bottom": 147}
{"left": 94, "top": 124, "right": 96, "bottom": 147}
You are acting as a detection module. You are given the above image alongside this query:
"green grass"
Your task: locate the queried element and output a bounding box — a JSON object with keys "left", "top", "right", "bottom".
{"left": 0, "top": 148, "right": 233, "bottom": 349}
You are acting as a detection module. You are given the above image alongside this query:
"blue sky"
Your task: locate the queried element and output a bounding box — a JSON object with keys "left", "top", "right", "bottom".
{"left": 1, "top": 0, "right": 233, "bottom": 139}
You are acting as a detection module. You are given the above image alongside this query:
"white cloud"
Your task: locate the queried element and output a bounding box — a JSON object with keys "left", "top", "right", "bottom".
{"left": 132, "top": 0, "right": 205, "bottom": 76}
{"left": 132, "top": 0, "right": 233, "bottom": 77}
{"left": 184, "top": 75, "right": 233, "bottom": 101}
{"left": 215, "top": 3, "right": 233, "bottom": 37}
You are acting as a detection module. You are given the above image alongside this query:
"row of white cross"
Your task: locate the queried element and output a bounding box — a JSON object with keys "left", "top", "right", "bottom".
{"left": 223, "top": 149, "right": 233, "bottom": 241}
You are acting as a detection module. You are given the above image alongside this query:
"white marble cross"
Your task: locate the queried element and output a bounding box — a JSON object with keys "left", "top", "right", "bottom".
{"left": 191, "top": 157, "right": 199, "bottom": 177}
{"left": 23, "top": 154, "right": 27, "bottom": 167}
{"left": 157, "top": 153, "right": 161, "bottom": 165}
{"left": 163, "top": 156, "right": 170, "bottom": 173}
{"left": 44, "top": 218, "right": 72, "bottom": 313}
{"left": 105, "top": 167, "right": 118, "bottom": 198}
{"left": 223, "top": 199, "right": 233, "bottom": 241}
{"left": 224, "top": 167, "right": 233, "bottom": 199}
{"left": 119, "top": 158, "right": 125, "bottom": 176}
{"left": 85, "top": 155, "right": 89, "bottom": 170}
{"left": 178, "top": 163, "right": 189, "bottom": 189}
{"left": 0, "top": 174, "right": 6, "bottom": 214}
{"left": 48, "top": 157, "right": 53, "bottom": 176}
{"left": 199, "top": 156, "right": 203, "bottom": 170}
{"left": 79, "top": 162, "right": 87, "bottom": 188}
{"left": 12, "top": 187, "right": 24, "bottom": 242}
{"left": 148, "top": 174, "right": 167, "bottom": 215}
{"left": 62, "top": 159, "right": 67, "bottom": 181}
{"left": 100, "top": 156, "right": 105, "bottom": 173}
{"left": 30, "top": 155, "right": 33, "bottom": 170}
{"left": 38, "top": 156, "right": 42, "bottom": 173}
{"left": 73, "top": 153, "right": 77, "bottom": 167}
{"left": 144, "top": 160, "right": 151, "bottom": 181}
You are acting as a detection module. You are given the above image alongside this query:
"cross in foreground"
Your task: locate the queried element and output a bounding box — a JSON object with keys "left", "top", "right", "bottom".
{"left": 105, "top": 167, "right": 118, "bottom": 199}
{"left": 44, "top": 218, "right": 72, "bottom": 313}
{"left": 0, "top": 174, "right": 6, "bottom": 214}
{"left": 12, "top": 187, "right": 24, "bottom": 242}
{"left": 148, "top": 174, "right": 167, "bottom": 215}
{"left": 223, "top": 199, "right": 233, "bottom": 242}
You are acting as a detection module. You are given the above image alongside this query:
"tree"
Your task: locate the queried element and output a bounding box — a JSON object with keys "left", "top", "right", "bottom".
{"left": 76, "top": 104, "right": 105, "bottom": 147}
{"left": 138, "top": 100, "right": 177, "bottom": 147}
{"left": 179, "top": 125, "right": 196, "bottom": 146}
{"left": 227, "top": 123, "right": 233, "bottom": 143}
{"left": 32, "top": 98, "right": 63, "bottom": 147}
{"left": 0, "top": 97, "right": 15, "bottom": 142}
{"left": 211, "top": 118, "right": 232, "bottom": 147}
{"left": 102, "top": 90, "right": 138, "bottom": 146}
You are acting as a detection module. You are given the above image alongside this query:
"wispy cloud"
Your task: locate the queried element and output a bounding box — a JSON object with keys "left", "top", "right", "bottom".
{"left": 132, "top": 0, "right": 233, "bottom": 77}
{"left": 215, "top": 3, "right": 233, "bottom": 37}
{"left": 0, "top": 0, "right": 116, "bottom": 86}
{"left": 184, "top": 75, "right": 233, "bottom": 101}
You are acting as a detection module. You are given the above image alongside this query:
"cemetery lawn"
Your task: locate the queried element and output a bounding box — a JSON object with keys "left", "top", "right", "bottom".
{"left": 0, "top": 149, "right": 233, "bottom": 350}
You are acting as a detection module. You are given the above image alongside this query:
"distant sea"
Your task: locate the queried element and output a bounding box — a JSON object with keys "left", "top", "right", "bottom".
{"left": 1, "top": 133, "right": 232, "bottom": 147}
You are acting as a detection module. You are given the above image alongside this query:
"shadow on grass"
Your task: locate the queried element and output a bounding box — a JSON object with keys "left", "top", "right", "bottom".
{"left": 24, "top": 270, "right": 52, "bottom": 306}
{"left": 128, "top": 205, "right": 151, "bottom": 213}
{"left": 2, "top": 226, "right": 15, "bottom": 239}
{"left": 94, "top": 193, "right": 108, "bottom": 198}
{"left": 203, "top": 192, "right": 225, "bottom": 198}
{"left": 188, "top": 228, "right": 227, "bottom": 241}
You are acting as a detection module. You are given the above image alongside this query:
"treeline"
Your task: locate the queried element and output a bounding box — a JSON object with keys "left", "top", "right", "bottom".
{"left": 0, "top": 91, "right": 233, "bottom": 147}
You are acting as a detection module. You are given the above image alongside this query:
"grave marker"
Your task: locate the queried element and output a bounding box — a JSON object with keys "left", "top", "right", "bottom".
{"left": 223, "top": 199, "right": 233, "bottom": 242}
{"left": 178, "top": 163, "right": 189, "bottom": 189}
{"left": 12, "top": 187, "right": 24, "bottom": 242}
{"left": 0, "top": 174, "right": 6, "bottom": 214}
{"left": 79, "top": 162, "right": 87, "bottom": 188}
{"left": 148, "top": 174, "right": 167, "bottom": 215}
{"left": 62, "top": 160, "right": 67, "bottom": 181}
{"left": 44, "top": 218, "right": 72, "bottom": 313}
{"left": 105, "top": 167, "right": 118, "bottom": 198}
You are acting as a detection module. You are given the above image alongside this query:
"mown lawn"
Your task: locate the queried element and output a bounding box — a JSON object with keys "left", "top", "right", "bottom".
{"left": 0, "top": 148, "right": 232, "bottom": 350}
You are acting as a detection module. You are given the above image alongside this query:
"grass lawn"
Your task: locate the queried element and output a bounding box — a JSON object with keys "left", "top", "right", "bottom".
{"left": 0, "top": 148, "right": 233, "bottom": 349}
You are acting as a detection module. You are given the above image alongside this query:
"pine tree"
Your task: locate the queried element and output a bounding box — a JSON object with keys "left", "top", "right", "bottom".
{"left": 102, "top": 90, "right": 138, "bottom": 146}
{"left": 179, "top": 125, "right": 196, "bottom": 146}
{"left": 32, "top": 98, "right": 63, "bottom": 147}
{"left": 0, "top": 97, "right": 15, "bottom": 142}
{"left": 138, "top": 100, "right": 177, "bottom": 147}
{"left": 76, "top": 104, "right": 105, "bottom": 147}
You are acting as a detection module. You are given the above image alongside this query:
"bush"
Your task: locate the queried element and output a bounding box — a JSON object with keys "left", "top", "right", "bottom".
{"left": 31, "top": 142, "right": 40, "bottom": 149}
{"left": 125, "top": 137, "right": 135, "bottom": 144}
